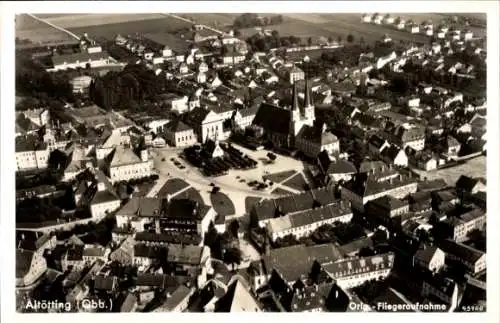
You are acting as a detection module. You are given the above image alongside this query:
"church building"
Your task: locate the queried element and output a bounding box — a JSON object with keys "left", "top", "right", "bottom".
{"left": 252, "top": 79, "right": 339, "bottom": 158}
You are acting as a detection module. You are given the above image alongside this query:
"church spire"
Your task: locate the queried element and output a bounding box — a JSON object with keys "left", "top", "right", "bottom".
{"left": 292, "top": 82, "right": 300, "bottom": 111}
{"left": 304, "top": 78, "right": 313, "bottom": 108}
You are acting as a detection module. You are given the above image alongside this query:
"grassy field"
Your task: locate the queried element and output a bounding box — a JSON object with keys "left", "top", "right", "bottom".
{"left": 178, "top": 13, "right": 239, "bottom": 27}
{"left": 172, "top": 187, "right": 205, "bottom": 205}
{"left": 15, "top": 14, "right": 76, "bottom": 43}
{"left": 282, "top": 173, "right": 308, "bottom": 191}
{"left": 157, "top": 178, "right": 190, "bottom": 197}
{"left": 263, "top": 170, "right": 297, "bottom": 183}
{"left": 67, "top": 16, "right": 192, "bottom": 39}
{"left": 210, "top": 192, "right": 236, "bottom": 216}
{"left": 245, "top": 196, "right": 262, "bottom": 214}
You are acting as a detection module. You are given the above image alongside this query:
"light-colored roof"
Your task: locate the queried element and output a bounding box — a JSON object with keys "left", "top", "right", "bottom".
{"left": 267, "top": 216, "right": 292, "bottom": 233}
{"left": 110, "top": 146, "right": 142, "bottom": 167}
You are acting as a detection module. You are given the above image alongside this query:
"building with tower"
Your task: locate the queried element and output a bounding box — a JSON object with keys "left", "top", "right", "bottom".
{"left": 253, "top": 79, "right": 338, "bottom": 157}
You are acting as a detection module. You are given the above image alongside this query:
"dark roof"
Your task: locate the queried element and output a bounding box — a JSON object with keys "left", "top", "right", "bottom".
{"left": 133, "top": 244, "right": 165, "bottom": 259}
{"left": 66, "top": 245, "right": 84, "bottom": 261}
{"left": 366, "top": 195, "right": 408, "bottom": 211}
{"left": 289, "top": 285, "right": 327, "bottom": 312}
{"left": 237, "top": 105, "right": 259, "bottom": 118}
{"left": 184, "top": 106, "right": 212, "bottom": 125}
{"left": 307, "top": 244, "right": 344, "bottom": 264}
{"left": 381, "top": 144, "right": 405, "bottom": 161}
{"left": 167, "top": 244, "right": 206, "bottom": 265}
{"left": 297, "top": 125, "right": 338, "bottom": 146}
{"left": 414, "top": 246, "right": 442, "bottom": 265}
{"left": 16, "top": 249, "right": 35, "bottom": 278}
{"left": 326, "top": 159, "right": 357, "bottom": 175}
{"left": 93, "top": 275, "right": 116, "bottom": 291}
{"left": 372, "top": 288, "right": 415, "bottom": 311}
{"left": 15, "top": 135, "right": 46, "bottom": 152}
{"left": 165, "top": 119, "right": 193, "bottom": 133}
{"left": 368, "top": 134, "right": 388, "bottom": 149}
{"left": 135, "top": 273, "right": 181, "bottom": 290}
{"left": 253, "top": 103, "right": 292, "bottom": 135}
{"left": 165, "top": 198, "right": 210, "bottom": 221}
{"left": 455, "top": 175, "right": 484, "bottom": 192}
{"left": 439, "top": 239, "right": 484, "bottom": 264}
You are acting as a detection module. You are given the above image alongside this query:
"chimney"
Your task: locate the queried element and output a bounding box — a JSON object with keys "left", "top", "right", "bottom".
{"left": 140, "top": 149, "right": 148, "bottom": 162}
{"left": 97, "top": 182, "right": 106, "bottom": 192}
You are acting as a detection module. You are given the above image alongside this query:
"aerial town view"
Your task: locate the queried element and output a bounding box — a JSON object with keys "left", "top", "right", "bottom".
{"left": 13, "top": 12, "right": 487, "bottom": 313}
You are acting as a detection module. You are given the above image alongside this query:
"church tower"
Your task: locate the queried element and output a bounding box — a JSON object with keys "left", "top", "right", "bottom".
{"left": 303, "top": 79, "right": 315, "bottom": 124}
{"left": 290, "top": 82, "right": 302, "bottom": 138}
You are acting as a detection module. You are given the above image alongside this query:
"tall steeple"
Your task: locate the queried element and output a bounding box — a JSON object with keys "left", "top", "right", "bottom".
{"left": 292, "top": 82, "right": 300, "bottom": 111}
{"left": 304, "top": 79, "right": 313, "bottom": 109}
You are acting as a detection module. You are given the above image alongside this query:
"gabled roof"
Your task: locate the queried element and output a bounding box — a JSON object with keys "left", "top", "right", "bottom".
{"left": 253, "top": 103, "right": 292, "bottom": 135}
{"left": 16, "top": 249, "right": 35, "bottom": 278}
{"left": 414, "top": 246, "right": 442, "bottom": 265}
{"left": 455, "top": 175, "right": 485, "bottom": 192}
{"left": 165, "top": 119, "right": 193, "bottom": 133}
{"left": 109, "top": 146, "right": 142, "bottom": 167}
{"left": 381, "top": 144, "right": 405, "bottom": 161}
{"left": 297, "top": 125, "right": 339, "bottom": 146}
{"left": 439, "top": 239, "right": 484, "bottom": 265}
{"left": 214, "top": 277, "right": 261, "bottom": 312}
{"left": 367, "top": 195, "right": 408, "bottom": 211}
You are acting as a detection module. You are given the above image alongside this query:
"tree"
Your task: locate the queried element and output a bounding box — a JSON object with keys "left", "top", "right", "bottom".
{"left": 337, "top": 35, "right": 342, "bottom": 43}
{"left": 347, "top": 34, "right": 354, "bottom": 43}
{"left": 229, "top": 220, "right": 240, "bottom": 239}
{"left": 233, "top": 29, "right": 241, "bottom": 37}
{"left": 223, "top": 247, "right": 242, "bottom": 270}
{"left": 307, "top": 37, "right": 313, "bottom": 46}
{"left": 328, "top": 36, "right": 334, "bottom": 43}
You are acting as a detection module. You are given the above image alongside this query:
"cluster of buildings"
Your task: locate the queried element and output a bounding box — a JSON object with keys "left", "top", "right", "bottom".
{"left": 362, "top": 13, "right": 478, "bottom": 42}
{"left": 15, "top": 13, "right": 487, "bottom": 313}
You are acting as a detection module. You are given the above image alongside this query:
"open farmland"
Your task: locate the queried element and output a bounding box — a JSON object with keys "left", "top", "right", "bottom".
{"left": 178, "top": 13, "right": 239, "bottom": 27}
{"left": 237, "top": 13, "right": 485, "bottom": 44}
{"left": 43, "top": 14, "right": 174, "bottom": 29}
{"left": 66, "top": 16, "right": 192, "bottom": 40}
{"left": 15, "top": 14, "right": 77, "bottom": 43}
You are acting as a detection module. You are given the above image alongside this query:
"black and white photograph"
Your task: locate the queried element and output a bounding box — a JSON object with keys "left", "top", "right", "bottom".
{"left": 1, "top": 0, "right": 499, "bottom": 320}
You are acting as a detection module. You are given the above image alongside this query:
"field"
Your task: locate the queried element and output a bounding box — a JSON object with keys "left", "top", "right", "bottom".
{"left": 178, "top": 13, "right": 239, "bottom": 27}
{"left": 156, "top": 178, "right": 190, "bottom": 197}
{"left": 245, "top": 196, "right": 262, "bottom": 214}
{"left": 282, "top": 173, "right": 308, "bottom": 191}
{"left": 172, "top": 187, "right": 204, "bottom": 205}
{"left": 263, "top": 170, "right": 297, "bottom": 183}
{"left": 66, "top": 15, "right": 192, "bottom": 39}
{"left": 210, "top": 192, "right": 236, "bottom": 216}
{"left": 238, "top": 13, "right": 486, "bottom": 43}
{"left": 15, "top": 14, "right": 76, "bottom": 43}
